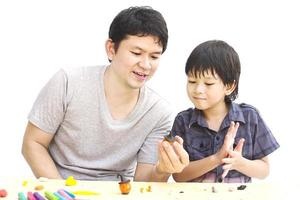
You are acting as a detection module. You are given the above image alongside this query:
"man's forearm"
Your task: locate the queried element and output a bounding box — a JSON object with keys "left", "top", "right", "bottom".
{"left": 149, "top": 164, "right": 171, "bottom": 182}
{"left": 22, "top": 141, "right": 62, "bottom": 179}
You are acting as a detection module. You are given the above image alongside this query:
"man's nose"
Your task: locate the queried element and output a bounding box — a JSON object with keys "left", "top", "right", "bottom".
{"left": 139, "top": 56, "right": 151, "bottom": 69}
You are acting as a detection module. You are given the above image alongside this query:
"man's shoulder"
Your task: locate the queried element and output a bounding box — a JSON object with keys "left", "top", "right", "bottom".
{"left": 143, "top": 86, "right": 173, "bottom": 115}
{"left": 61, "top": 65, "right": 105, "bottom": 80}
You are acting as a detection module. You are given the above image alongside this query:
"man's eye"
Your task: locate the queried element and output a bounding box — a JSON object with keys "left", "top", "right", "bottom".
{"left": 131, "top": 51, "right": 141, "bottom": 55}
{"left": 151, "top": 56, "right": 159, "bottom": 60}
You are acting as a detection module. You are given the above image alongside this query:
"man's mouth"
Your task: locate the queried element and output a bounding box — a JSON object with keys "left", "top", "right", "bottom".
{"left": 133, "top": 71, "right": 147, "bottom": 80}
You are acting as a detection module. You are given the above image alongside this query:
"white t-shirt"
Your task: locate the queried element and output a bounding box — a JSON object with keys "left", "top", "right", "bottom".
{"left": 28, "top": 65, "right": 173, "bottom": 180}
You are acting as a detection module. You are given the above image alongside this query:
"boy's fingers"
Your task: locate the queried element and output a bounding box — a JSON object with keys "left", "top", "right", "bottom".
{"left": 234, "top": 138, "right": 245, "bottom": 152}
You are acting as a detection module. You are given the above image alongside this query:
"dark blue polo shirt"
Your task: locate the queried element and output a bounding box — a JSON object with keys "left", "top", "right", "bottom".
{"left": 171, "top": 102, "right": 279, "bottom": 183}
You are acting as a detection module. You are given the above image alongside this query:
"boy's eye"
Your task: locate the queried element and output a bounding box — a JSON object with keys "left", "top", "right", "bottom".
{"left": 188, "top": 80, "right": 196, "bottom": 84}
{"left": 205, "top": 83, "right": 214, "bottom": 86}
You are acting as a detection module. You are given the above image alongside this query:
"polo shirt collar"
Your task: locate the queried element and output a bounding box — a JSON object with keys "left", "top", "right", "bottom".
{"left": 188, "top": 103, "right": 246, "bottom": 129}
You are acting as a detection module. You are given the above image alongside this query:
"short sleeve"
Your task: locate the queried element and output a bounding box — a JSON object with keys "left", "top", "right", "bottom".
{"left": 252, "top": 112, "right": 280, "bottom": 159}
{"left": 28, "top": 69, "right": 68, "bottom": 134}
{"left": 137, "top": 106, "right": 173, "bottom": 164}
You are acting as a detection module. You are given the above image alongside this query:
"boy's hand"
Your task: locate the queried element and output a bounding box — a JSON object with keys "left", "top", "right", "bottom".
{"left": 156, "top": 136, "right": 189, "bottom": 174}
{"left": 221, "top": 138, "right": 245, "bottom": 179}
{"left": 215, "top": 122, "right": 239, "bottom": 162}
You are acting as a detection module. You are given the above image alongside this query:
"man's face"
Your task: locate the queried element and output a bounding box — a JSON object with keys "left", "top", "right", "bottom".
{"left": 107, "top": 35, "right": 163, "bottom": 89}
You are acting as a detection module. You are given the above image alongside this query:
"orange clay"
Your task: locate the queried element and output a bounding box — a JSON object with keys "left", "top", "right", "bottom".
{"left": 119, "top": 181, "right": 131, "bottom": 194}
{"left": 34, "top": 185, "right": 44, "bottom": 190}
{"left": 118, "top": 174, "right": 131, "bottom": 195}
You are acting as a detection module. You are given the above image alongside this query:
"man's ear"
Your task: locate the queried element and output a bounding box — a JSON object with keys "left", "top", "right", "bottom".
{"left": 225, "top": 80, "right": 237, "bottom": 96}
{"left": 105, "top": 39, "right": 115, "bottom": 62}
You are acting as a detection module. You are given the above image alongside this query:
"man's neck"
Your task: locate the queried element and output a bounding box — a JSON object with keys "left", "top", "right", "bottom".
{"left": 104, "top": 66, "right": 140, "bottom": 120}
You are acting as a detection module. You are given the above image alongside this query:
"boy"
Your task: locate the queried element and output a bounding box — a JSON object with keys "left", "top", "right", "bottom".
{"left": 171, "top": 40, "right": 279, "bottom": 183}
{"left": 22, "top": 6, "right": 189, "bottom": 181}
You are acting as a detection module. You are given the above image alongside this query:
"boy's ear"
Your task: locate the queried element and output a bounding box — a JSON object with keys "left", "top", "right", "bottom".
{"left": 105, "top": 39, "right": 115, "bottom": 61}
{"left": 225, "top": 80, "right": 236, "bottom": 96}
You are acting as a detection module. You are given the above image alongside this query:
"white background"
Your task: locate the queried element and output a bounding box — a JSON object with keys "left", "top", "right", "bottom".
{"left": 1, "top": 0, "right": 299, "bottom": 184}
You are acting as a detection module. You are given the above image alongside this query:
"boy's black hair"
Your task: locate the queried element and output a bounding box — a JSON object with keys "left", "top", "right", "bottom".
{"left": 185, "top": 40, "right": 241, "bottom": 103}
{"left": 109, "top": 6, "right": 168, "bottom": 53}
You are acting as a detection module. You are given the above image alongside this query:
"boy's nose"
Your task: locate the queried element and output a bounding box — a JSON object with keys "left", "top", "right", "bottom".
{"left": 195, "top": 84, "right": 205, "bottom": 93}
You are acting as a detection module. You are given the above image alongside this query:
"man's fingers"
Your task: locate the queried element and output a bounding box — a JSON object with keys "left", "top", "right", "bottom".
{"left": 159, "top": 142, "right": 175, "bottom": 172}
{"left": 173, "top": 142, "right": 189, "bottom": 166}
{"left": 174, "top": 135, "right": 183, "bottom": 145}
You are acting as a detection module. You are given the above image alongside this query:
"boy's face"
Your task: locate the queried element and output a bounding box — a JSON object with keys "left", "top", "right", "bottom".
{"left": 106, "top": 35, "right": 163, "bottom": 90}
{"left": 187, "top": 70, "right": 233, "bottom": 111}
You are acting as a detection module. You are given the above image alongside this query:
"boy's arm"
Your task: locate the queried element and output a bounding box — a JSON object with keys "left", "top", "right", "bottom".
{"left": 173, "top": 154, "right": 222, "bottom": 182}
{"left": 22, "top": 122, "right": 62, "bottom": 179}
{"left": 173, "top": 121, "right": 239, "bottom": 182}
{"left": 222, "top": 151, "right": 270, "bottom": 179}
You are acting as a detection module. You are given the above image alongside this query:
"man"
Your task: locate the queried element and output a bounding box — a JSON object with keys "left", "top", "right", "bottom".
{"left": 22, "top": 6, "right": 189, "bottom": 181}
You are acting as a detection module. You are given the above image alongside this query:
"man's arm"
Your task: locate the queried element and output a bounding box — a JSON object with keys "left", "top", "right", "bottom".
{"left": 134, "top": 136, "right": 189, "bottom": 182}
{"left": 22, "top": 122, "right": 62, "bottom": 179}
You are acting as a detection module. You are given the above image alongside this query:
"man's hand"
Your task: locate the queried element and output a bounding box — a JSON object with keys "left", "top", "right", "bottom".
{"left": 156, "top": 136, "right": 189, "bottom": 174}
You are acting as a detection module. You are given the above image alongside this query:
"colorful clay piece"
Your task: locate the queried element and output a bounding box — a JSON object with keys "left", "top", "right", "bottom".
{"left": 35, "top": 185, "right": 44, "bottom": 190}
{"left": 18, "top": 192, "right": 27, "bottom": 200}
{"left": 57, "top": 190, "right": 73, "bottom": 200}
{"left": 53, "top": 192, "right": 67, "bottom": 200}
{"left": 163, "top": 131, "right": 175, "bottom": 143}
{"left": 118, "top": 174, "right": 131, "bottom": 195}
{"left": 33, "top": 192, "right": 46, "bottom": 200}
{"left": 27, "top": 191, "right": 37, "bottom": 200}
{"left": 146, "top": 185, "right": 152, "bottom": 192}
{"left": 72, "top": 190, "right": 100, "bottom": 195}
{"left": 63, "top": 190, "right": 75, "bottom": 198}
{"left": 0, "top": 189, "right": 7, "bottom": 197}
{"left": 44, "top": 191, "right": 59, "bottom": 200}
{"left": 237, "top": 185, "right": 247, "bottom": 190}
{"left": 65, "top": 176, "right": 77, "bottom": 186}
{"left": 22, "top": 180, "right": 28, "bottom": 187}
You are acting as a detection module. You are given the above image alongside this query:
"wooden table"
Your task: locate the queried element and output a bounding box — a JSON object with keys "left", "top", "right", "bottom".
{"left": 0, "top": 178, "right": 285, "bottom": 199}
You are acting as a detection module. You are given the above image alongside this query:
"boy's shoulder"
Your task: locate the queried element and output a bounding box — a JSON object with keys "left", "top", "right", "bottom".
{"left": 238, "top": 103, "right": 259, "bottom": 113}
{"left": 175, "top": 108, "right": 195, "bottom": 120}
{"left": 234, "top": 103, "right": 262, "bottom": 119}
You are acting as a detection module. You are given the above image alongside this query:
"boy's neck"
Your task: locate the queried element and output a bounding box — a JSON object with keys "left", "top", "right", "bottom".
{"left": 203, "top": 102, "right": 229, "bottom": 132}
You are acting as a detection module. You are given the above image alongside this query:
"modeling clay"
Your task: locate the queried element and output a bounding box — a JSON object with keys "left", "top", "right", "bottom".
{"left": 118, "top": 174, "right": 131, "bottom": 195}
{"left": 163, "top": 131, "right": 175, "bottom": 143}
{"left": 27, "top": 191, "right": 37, "bottom": 200}
{"left": 44, "top": 191, "right": 59, "bottom": 200}
{"left": 0, "top": 189, "right": 7, "bottom": 197}
{"left": 34, "top": 192, "right": 46, "bottom": 200}
{"left": 53, "top": 192, "right": 67, "bottom": 200}
{"left": 71, "top": 190, "right": 100, "bottom": 195}
{"left": 237, "top": 185, "right": 247, "bottom": 190}
{"left": 146, "top": 185, "right": 152, "bottom": 192}
{"left": 22, "top": 180, "right": 28, "bottom": 186}
{"left": 65, "top": 176, "right": 77, "bottom": 186}
{"left": 57, "top": 190, "right": 73, "bottom": 200}
{"left": 35, "top": 185, "right": 44, "bottom": 191}
{"left": 18, "top": 192, "right": 27, "bottom": 200}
